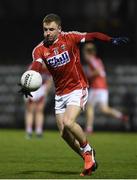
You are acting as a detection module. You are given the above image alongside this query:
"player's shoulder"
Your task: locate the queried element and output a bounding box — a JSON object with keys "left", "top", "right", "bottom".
{"left": 96, "top": 57, "right": 103, "bottom": 63}
{"left": 32, "top": 41, "right": 44, "bottom": 53}
{"left": 61, "top": 31, "right": 86, "bottom": 37}
{"left": 62, "top": 31, "right": 86, "bottom": 35}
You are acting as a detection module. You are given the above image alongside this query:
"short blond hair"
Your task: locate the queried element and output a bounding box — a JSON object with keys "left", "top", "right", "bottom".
{"left": 43, "top": 13, "right": 61, "bottom": 26}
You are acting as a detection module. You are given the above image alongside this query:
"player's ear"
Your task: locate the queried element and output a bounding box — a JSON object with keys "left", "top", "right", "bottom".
{"left": 58, "top": 26, "right": 61, "bottom": 32}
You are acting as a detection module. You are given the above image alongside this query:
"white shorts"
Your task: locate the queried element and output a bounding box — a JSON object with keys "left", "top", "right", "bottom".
{"left": 88, "top": 88, "right": 108, "bottom": 107}
{"left": 55, "top": 88, "right": 88, "bottom": 114}
{"left": 26, "top": 84, "right": 46, "bottom": 102}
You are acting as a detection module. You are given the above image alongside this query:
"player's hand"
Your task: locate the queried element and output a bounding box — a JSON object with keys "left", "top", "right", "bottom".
{"left": 18, "top": 83, "right": 33, "bottom": 98}
{"left": 111, "top": 37, "right": 129, "bottom": 45}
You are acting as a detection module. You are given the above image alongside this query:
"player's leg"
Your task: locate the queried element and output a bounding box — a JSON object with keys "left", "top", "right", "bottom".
{"left": 55, "top": 94, "right": 83, "bottom": 157}
{"left": 63, "top": 105, "right": 87, "bottom": 144}
{"left": 100, "top": 104, "right": 122, "bottom": 118}
{"left": 63, "top": 105, "right": 97, "bottom": 175}
{"left": 25, "top": 101, "right": 35, "bottom": 138}
{"left": 85, "top": 102, "right": 94, "bottom": 133}
{"left": 56, "top": 113, "right": 83, "bottom": 158}
{"left": 98, "top": 90, "right": 127, "bottom": 121}
{"left": 35, "top": 98, "right": 45, "bottom": 137}
{"left": 55, "top": 89, "right": 97, "bottom": 175}
{"left": 85, "top": 88, "right": 96, "bottom": 133}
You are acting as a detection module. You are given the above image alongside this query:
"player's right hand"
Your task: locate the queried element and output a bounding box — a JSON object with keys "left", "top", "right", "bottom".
{"left": 18, "top": 83, "right": 33, "bottom": 98}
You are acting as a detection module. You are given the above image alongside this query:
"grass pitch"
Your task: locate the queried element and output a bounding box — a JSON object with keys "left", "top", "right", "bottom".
{"left": 0, "top": 129, "right": 136, "bottom": 179}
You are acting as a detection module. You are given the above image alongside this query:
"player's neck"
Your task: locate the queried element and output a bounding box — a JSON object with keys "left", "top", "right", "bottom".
{"left": 53, "top": 38, "right": 59, "bottom": 44}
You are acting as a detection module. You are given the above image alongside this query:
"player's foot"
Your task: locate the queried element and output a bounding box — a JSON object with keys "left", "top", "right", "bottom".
{"left": 80, "top": 149, "right": 98, "bottom": 176}
{"left": 36, "top": 133, "right": 43, "bottom": 138}
{"left": 80, "top": 168, "right": 92, "bottom": 176}
{"left": 80, "top": 160, "right": 98, "bottom": 176}
{"left": 122, "top": 115, "right": 131, "bottom": 130}
{"left": 121, "top": 114, "right": 129, "bottom": 122}
{"left": 25, "top": 133, "right": 32, "bottom": 139}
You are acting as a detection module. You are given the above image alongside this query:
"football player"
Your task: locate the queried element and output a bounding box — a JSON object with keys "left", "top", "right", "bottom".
{"left": 19, "top": 13, "right": 128, "bottom": 176}
{"left": 82, "top": 42, "right": 128, "bottom": 133}
{"left": 25, "top": 64, "right": 52, "bottom": 138}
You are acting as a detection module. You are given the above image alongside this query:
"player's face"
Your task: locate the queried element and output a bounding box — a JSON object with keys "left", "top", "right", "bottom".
{"left": 43, "top": 21, "right": 61, "bottom": 45}
{"left": 83, "top": 44, "right": 96, "bottom": 62}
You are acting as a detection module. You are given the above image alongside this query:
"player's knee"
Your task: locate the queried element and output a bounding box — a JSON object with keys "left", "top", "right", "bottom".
{"left": 63, "top": 118, "right": 74, "bottom": 129}
{"left": 26, "top": 107, "right": 33, "bottom": 113}
{"left": 36, "top": 105, "right": 44, "bottom": 113}
{"left": 36, "top": 108, "right": 43, "bottom": 114}
{"left": 100, "top": 105, "right": 109, "bottom": 113}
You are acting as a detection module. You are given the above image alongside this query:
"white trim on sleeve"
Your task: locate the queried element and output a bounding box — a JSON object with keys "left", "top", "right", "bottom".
{"left": 35, "top": 58, "right": 43, "bottom": 64}
{"left": 81, "top": 37, "right": 86, "bottom": 43}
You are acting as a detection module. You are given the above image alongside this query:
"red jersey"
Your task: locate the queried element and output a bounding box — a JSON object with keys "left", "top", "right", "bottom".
{"left": 85, "top": 56, "right": 108, "bottom": 89}
{"left": 32, "top": 31, "right": 88, "bottom": 95}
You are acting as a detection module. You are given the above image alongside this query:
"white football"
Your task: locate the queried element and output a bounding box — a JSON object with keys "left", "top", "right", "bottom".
{"left": 20, "top": 70, "right": 42, "bottom": 91}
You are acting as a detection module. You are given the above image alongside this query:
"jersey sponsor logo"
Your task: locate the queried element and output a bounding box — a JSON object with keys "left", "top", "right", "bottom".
{"left": 47, "top": 51, "right": 70, "bottom": 68}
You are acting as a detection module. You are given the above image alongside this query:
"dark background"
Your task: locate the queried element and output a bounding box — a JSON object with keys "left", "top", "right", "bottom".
{"left": 0, "top": 0, "right": 136, "bottom": 64}
{"left": 0, "top": 0, "right": 137, "bottom": 130}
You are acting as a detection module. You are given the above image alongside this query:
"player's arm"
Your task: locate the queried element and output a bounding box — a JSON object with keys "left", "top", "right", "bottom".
{"left": 89, "top": 64, "right": 103, "bottom": 77}
{"left": 85, "top": 32, "right": 111, "bottom": 42}
{"left": 31, "top": 47, "right": 43, "bottom": 72}
{"left": 88, "top": 57, "right": 106, "bottom": 77}
{"left": 85, "top": 32, "right": 129, "bottom": 45}
{"left": 90, "top": 69, "right": 100, "bottom": 77}
{"left": 18, "top": 47, "right": 43, "bottom": 97}
{"left": 70, "top": 31, "right": 129, "bottom": 45}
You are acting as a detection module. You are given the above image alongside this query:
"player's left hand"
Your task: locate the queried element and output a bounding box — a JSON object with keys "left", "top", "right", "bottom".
{"left": 18, "top": 83, "right": 33, "bottom": 98}
{"left": 111, "top": 37, "right": 129, "bottom": 45}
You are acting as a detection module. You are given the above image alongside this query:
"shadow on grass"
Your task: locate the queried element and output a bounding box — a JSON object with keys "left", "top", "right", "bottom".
{"left": 16, "top": 170, "right": 78, "bottom": 175}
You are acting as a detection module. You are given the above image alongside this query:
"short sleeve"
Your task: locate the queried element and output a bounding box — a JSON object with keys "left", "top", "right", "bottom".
{"left": 32, "top": 46, "right": 43, "bottom": 63}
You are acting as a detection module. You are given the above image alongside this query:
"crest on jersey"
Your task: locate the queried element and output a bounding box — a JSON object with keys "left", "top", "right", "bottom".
{"left": 61, "top": 44, "right": 66, "bottom": 50}
{"left": 53, "top": 48, "right": 59, "bottom": 55}
{"left": 47, "top": 51, "right": 70, "bottom": 68}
